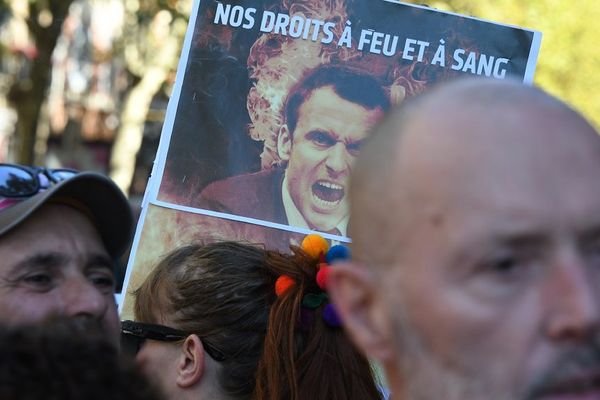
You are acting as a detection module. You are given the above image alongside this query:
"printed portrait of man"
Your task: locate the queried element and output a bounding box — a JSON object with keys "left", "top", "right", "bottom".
{"left": 195, "top": 64, "right": 390, "bottom": 236}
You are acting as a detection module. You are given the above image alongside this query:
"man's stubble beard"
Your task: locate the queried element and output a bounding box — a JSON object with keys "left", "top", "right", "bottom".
{"left": 392, "top": 306, "right": 600, "bottom": 400}
{"left": 389, "top": 304, "right": 516, "bottom": 400}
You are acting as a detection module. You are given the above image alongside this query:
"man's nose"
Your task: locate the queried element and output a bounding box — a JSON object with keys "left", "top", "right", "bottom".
{"left": 325, "top": 143, "right": 349, "bottom": 175}
{"left": 545, "top": 257, "right": 600, "bottom": 342}
{"left": 58, "top": 277, "right": 109, "bottom": 319}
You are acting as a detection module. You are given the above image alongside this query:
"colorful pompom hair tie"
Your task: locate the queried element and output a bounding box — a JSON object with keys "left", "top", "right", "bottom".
{"left": 274, "top": 234, "right": 351, "bottom": 328}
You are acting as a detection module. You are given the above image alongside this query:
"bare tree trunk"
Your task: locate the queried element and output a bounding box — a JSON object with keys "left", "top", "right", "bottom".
{"left": 109, "top": 32, "right": 180, "bottom": 194}
{"left": 8, "top": 1, "right": 74, "bottom": 165}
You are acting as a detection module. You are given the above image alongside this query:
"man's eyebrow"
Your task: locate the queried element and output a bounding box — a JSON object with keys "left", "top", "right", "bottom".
{"left": 453, "top": 228, "right": 549, "bottom": 257}
{"left": 578, "top": 223, "right": 600, "bottom": 243}
{"left": 85, "top": 253, "right": 114, "bottom": 271}
{"left": 307, "top": 129, "right": 335, "bottom": 136}
{"left": 494, "top": 231, "right": 550, "bottom": 247}
{"left": 447, "top": 230, "right": 548, "bottom": 269}
{"left": 308, "top": 126, "right": 343, "bottom": 138}
{"left": 7, "top": 252, "right": 114, "bottom": 277}
{"left": 9, "top": 252, "right": 69, "bottom": 275}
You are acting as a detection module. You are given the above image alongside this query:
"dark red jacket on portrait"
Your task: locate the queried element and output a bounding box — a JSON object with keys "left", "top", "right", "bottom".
{"left": 194, "top": 168, "right": 288, "bottom": 225}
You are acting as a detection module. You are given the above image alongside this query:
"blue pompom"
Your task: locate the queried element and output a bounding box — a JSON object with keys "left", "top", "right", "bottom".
{"left": 325, "top": 245, "right": 351, "bottom": 264}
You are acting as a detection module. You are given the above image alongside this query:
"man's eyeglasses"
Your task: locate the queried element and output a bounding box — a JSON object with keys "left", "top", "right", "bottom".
{"left": 120, "top": 320, "right": 227, "bottom": 362}
{"left": 0, "top": 164, "right": 77, "bottom": 198}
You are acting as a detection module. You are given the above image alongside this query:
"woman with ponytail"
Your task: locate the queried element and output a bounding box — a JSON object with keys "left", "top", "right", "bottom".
{"left": 124, "top": 240, "right": 382, "bottom": 400}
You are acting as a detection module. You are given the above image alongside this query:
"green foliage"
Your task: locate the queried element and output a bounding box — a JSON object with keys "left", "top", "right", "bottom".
{"left": 403, "top": 0, "right": 600, "bottom": 129}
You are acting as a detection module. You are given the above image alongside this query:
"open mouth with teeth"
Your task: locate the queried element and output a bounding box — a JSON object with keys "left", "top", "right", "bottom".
{"left": 312, "top": 181, "right": 345, "bottom": 209}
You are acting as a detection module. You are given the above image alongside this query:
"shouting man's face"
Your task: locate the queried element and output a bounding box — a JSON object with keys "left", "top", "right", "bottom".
{"left": 278, "top": 85, "right": 384, "bottom": 232}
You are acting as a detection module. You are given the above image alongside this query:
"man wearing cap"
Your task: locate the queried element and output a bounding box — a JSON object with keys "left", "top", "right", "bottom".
{"left": 0, "top": 164, "right": 133, "bottom": 345}
{"left": 329, "top": 79, "right": 600, "bottom": 399}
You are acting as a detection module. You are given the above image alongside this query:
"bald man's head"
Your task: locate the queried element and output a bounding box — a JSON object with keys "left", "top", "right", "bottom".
{"left": 350, "top": 78, "right": 600, "bottom": 266}
{"left": 330, "top": 78, "right": 600, "bottom": 399}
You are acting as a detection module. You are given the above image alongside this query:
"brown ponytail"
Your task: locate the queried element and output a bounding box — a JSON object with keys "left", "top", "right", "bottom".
{"left": 253, "top": 247, "right": 382, "bottom": 400}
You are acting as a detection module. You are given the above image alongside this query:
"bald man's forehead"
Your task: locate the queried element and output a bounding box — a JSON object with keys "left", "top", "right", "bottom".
{"left": 395, "top": 98, "right": 600, "bottom": 215}
{"left": 394, "top": 78, "right": 580, "bottom": 139}
{"left": 349, "top": 79, "right": 600, "bottom": 266}
{"left": 397, "top": 79, "right": 598, "bottom": 158}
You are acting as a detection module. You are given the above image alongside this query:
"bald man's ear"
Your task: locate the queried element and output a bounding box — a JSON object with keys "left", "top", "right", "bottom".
{"left": 329, "top": 262, "right": 395, "bottom": 364}
{"left": 277, "top": 124, "right": 292, "bottom": 162}
{"left": 176, "top": 334, "right": 205, "bottom": 388}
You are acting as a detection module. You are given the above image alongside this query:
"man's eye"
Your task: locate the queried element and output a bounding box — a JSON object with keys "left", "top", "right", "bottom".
{"left": 476, "top": 250, "right": 530, "bottom": 278}
{"left": 89, "top": 273, "right": 115, "bottom": 290}
{"left": 487, "top": 257, "right": 519, "bottom": 274}
{"left": 582, "top": 240, "right": 600, "bottom": 267}
{"left": 22, "top": 274, "right": 53, "bottom": 289}
{"left": 346, "top": 141, "right": 363, "bottom": 155}
{"left": 307, "top": 131, "right": 336, "bottom": 147}
{"left": 480, "top": 250, "right": 540, "bottom": 281}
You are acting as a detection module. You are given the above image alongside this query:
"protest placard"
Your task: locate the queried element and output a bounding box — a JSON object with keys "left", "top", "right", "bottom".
{"left": 120, "top": 0, "right": 541, "bottom": 317}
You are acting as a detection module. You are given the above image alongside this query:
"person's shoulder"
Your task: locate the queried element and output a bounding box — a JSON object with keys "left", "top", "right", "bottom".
{"left": 200, "top": 168, "right": 283, "bottom": 199}
{"left": 195, "top": 168, "right": 285, "bottom": 219}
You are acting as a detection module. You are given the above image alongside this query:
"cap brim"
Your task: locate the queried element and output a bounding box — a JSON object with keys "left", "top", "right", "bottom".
{"left": 0, "top": 173, "right": 134, "bottom": 259}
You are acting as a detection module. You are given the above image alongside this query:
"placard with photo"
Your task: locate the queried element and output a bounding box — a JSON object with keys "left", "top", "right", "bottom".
{"left": 120, "top": 0, "right": 541, "bottom": 314}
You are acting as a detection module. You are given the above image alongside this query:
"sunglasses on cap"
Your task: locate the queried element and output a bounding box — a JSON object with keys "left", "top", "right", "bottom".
{"left": 120, "top": 320, "right": 227, "bottom": 362}
{"left": 0, "top": 163, "right": 78, "bottom": 198}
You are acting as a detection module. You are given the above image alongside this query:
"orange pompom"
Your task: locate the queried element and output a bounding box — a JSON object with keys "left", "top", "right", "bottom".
{"left": 316, "top": 265, "right": 330, "bottom": 291}
{"left": 301, "top": 234, "right": 330, "bottom": 259}
{"left": 275, "top": 275, "right": 295, "bottom": 296}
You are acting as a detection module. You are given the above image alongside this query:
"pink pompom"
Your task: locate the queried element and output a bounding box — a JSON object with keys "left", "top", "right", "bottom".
{"left": 316, "top": 265, "right": 330, "bottom": 291}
